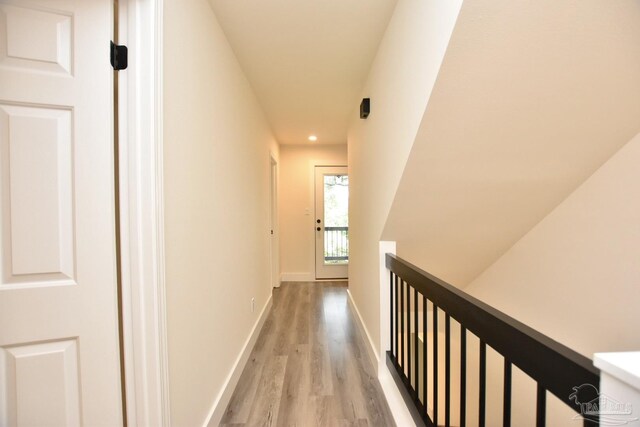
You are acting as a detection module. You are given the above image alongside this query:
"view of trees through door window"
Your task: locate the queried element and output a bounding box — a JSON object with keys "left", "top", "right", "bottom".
{"left": 324, "top": 175, "right": 349, "bottom": 264}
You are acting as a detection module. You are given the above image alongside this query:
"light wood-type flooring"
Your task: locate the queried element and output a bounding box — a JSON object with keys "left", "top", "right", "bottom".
{"left": 220, "top": 281, "right": 396, "bottom": 427}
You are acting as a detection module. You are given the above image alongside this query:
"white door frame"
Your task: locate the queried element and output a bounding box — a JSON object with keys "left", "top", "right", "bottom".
{"left": 314, "top": 165, "right": 349, "bottom": 280}
{"left": 117, "top": 1, "right": 170, "bottom": 426}
{"left": 269, "top": 153, "right": 280, "bottom": 288}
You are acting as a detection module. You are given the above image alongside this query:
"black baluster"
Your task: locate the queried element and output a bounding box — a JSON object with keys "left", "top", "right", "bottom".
{"left": 479, "top": 341, "right": 486, "bottom": 427}
{"left": 414, "top": 287, "right": 419, "bottom": 398}
{"left": 503, "top": 360, "right": 512, "bottom": 427}
{"left": 536, "top": 384, "right": 546, "bottom": 427}
{"left": 390, "top": 271, "right": 394, "bottom": 357}
{"left": 400, "top": 278, "right": 404, "bottom": 371}
{"left": 407, "top": 283, "right": 412, "bottom": 383}
{"left": 460, "top": 326, "right": 466, "bottom": 427}
{"left": 423, "top": 295, "right": 428, "bottom": 415}
{"left": 433, "top": 305, "right": 438, "bottom": 426}
{"left": 395, "top": 274, "right": 399, "bottom": 362}
{"left": 445, "top": 314, "right": 451, "bottom": 427}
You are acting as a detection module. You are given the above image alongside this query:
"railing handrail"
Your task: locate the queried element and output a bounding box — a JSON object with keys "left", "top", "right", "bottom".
{"left": 386, "top": 253, "right": 599, "bottom": 411}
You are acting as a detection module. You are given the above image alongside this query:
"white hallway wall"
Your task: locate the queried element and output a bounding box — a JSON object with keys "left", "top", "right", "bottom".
{"left": 411, "top": 133, "right": 640, "bottom": 427}
{"left": 380, "top": 1, "right": 640, "bottom": 420}
{"left": 375, "top": 0, "right": 640, "bottom": 424}
{"left": 384, "top": 0, "right": 640, "bottom": 288}
{"left": 463, "top": 133, "right": 640, "bottom": 426}
{"left": 163, "top": 0, "right": 279, "bottom": 425}
{"left": 279, "top": 144, "right": 347, "bottom": 281}
{"left": 466, "top": 132, "right": 640, "bottom": 361}
{"left": 348, "top": 0, "right": 463, "bottom": 357}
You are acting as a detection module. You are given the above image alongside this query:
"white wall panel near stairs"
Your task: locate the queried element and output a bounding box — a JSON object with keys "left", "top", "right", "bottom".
{"left": 383, "top": 0, "right": 640, "bottom": 288}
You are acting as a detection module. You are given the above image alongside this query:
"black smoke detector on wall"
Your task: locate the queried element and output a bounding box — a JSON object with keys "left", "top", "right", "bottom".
{"left": 360, "top": 98, "right": 370, "bottom": 119}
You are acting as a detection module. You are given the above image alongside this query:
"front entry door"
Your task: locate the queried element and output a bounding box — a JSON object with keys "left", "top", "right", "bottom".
{"left": 0, "top": 1, "right": 123, "bottom": 425}
{"left": 315, "top": 166, "right": 348, "bottom": 279}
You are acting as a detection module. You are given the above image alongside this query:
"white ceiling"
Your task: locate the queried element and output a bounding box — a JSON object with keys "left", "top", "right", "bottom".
{"left": 209, "top": 0, "right": 398, "bottom": 145}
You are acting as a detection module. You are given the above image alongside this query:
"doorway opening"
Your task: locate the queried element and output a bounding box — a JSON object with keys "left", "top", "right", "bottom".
{"left": 269, "top": 155, "right": 280, "bottom": 288}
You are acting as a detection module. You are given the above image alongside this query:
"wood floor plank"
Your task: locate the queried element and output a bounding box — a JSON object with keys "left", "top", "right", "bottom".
{"left": 221, "top": 350, "right": 267, "bottom": 424}
{"left": 276, "top": 344, "right": 310, "bottom": 427}
{"left": 309, "top": 341, "right": 333, "bottom": 396}
{"left": 221, "top": 282, "right": 396, "bottom": 427}
{"left": 294, "top": 285, "right": 310, "bottom": 345}
{"left": 273, "top": 284, "right": 300, "bottom": 356}
{"left": 244, "top": 355, "right": 288, "bottom": 427}
{"left": 328, "top": 342, "right": 367, "bottom": 422}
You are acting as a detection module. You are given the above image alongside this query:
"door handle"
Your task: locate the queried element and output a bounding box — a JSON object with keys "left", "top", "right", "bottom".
{"left": 316, "top": 227, "right": 321, "bottom": 231}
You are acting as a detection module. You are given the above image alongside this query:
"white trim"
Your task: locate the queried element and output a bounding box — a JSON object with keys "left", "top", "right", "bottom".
{"left": 310, "top": 162, "right": 349, "bottom": 281}
{"left": 118, "top": 1, "right": 170, "bottom": 426}
{"left": 314, "top": 166, "right": 349, "bottom": 279}
{"left": 347, "top": 288, "right": 416, "bottom": 427}
{"left": 377, "top": 241, "right": 415, "bottom": 426}
{"left": 595, "top": 352, "right": 640, "bottom": 391}
{"left": 379, "top": 241, "right": 396, "bottom": 365}
{"left": 377, "top": 364, "right": 418, "bottom": 427}
{"left": 280, "top": 272, "right": 315, "bottom": 282}
{"left": 269, "top": 153, "right": 280, "bottom": 289}
{"left": 203, "top": 296, "right": 274, "bottom": 427}
{"left": 347, "top": 290, "right": 379, "bottom": 372}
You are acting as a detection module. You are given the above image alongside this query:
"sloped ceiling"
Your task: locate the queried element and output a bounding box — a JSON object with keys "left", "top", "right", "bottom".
{"left": 382, "top": 0, "right": 640, "bottom": 286}
{"left": 209, "top": 0, "right": 398, "bottom": 145}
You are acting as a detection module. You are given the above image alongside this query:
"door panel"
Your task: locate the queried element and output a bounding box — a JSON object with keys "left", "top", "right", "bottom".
{"left": 0, "top": 1, "right": 122, "bottom": 425}
{"left": 315, "top": 166, "right": 348, "bottom": 279}
{"left": 1, "top": 104, "right": 74, "bottom": 284}
{"left": 2, "top": 339, "right": 81, "bottom": 427}
{"left": 0, "top": 3, "right": 72, "bottom": 75}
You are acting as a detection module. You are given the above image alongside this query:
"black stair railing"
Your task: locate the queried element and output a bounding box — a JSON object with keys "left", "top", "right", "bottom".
{"left": 386, "top": 253, "right": 600, "bottom": 427}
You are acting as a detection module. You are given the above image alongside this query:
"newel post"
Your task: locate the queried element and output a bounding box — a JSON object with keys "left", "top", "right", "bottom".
{"left": 593, "top": 352, "right": 640, "bottom": 425}
{"left": 379, "top": 241, "right": 396, "bottom": 370}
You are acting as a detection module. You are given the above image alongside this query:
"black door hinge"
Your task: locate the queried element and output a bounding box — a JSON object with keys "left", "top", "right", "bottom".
{"left": 110, "top": 41, "right": 128, "bottom": 70}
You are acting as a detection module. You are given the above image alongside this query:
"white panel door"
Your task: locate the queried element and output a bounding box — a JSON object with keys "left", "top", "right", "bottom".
{"left": 315, "top": 166, "right": 348, "bottom": 279}
{"left": 0, "top": 1, "right": 123, "bottom": 426}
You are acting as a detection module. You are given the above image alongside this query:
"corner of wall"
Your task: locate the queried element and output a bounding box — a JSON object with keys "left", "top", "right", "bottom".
{"left": 347, "top": 0, "right": 463, "bottom": 380}
{"left": 203, "top": 296, "right": 273, "bottom": 427}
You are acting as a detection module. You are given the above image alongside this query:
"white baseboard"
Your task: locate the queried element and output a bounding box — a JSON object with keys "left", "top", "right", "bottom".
{"left": 280, "top": 272, "right": 314, "bottom": 282}
{"left": 203, "top": 294, "right": 273, "bottom": 427}
{"left": 346, "top": 290, "right": 379, "bottom": 372}
{"left": 346, "top": 290, "right": 416, "bottom": 427}
{"left": 378, "top": 363, "right": 417, "bottom": 427}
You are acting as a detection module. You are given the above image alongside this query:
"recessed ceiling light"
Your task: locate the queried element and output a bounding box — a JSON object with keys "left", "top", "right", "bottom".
{"left": 308, "top": 135, "right": 317, "bottom": 142}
